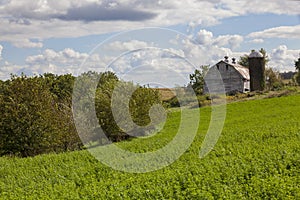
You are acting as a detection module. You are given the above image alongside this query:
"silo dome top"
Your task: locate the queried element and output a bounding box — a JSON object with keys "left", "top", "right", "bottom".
{"left": 249, "top": 51, "right": 263, "bottom": 58}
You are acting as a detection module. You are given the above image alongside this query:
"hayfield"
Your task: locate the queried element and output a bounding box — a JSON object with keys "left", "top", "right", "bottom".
{"left": 0, "top": 94, "right": 300, "bottom": 199}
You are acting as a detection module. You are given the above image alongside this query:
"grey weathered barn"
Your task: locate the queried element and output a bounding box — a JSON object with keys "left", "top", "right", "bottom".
{"left": 205, "top": 57, "right": 250, "bottom": 94}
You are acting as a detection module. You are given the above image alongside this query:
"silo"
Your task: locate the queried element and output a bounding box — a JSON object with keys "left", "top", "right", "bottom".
{"left": 248, "top": 51, "right": 265, "bottom": 91}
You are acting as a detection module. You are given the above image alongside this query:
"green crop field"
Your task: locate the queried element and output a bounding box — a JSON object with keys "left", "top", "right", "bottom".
{"left": 1, "top": 95, "right": 300, "bottom": 199}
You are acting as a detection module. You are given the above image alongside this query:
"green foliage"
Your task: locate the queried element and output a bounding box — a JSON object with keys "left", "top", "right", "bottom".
{"left": 295, "top": 72, "right": 300, "bottom": 86}
{"left": 295, "top": 56, "right": 300, "bottom": 85}
{"left": 72, "top": 71, "right": 161, "bottom": 143}
{"left": 238, "top": 53, "right": 249, "bottom": 67}
{"left": 259, "top": 48, "right": 270, "bottom": 66}
{"left": 0, "top": 71, "right": 161, "bottom": 156}
{"left": 265, "top": 68, "right": 283, "bottom": 91}
{"left": 43, "top": 73, "right": 75, "bottom": 100}
{"left": 94, "top": 73, "right": 128, "bottom": 142}
{"left": 188, "top": 65, "right": 209, "bottom": 95}
{"left": 165, "top": 96, "right": 181, "bottom": 108}
{"left": 94, "top": 75, "right": 161, "bottom": 142}
{"left": 0, "top": 95, "right": 300, "bottom": 199}
{"left": 0, "top": 75, "right": 81, "bottom": 157}
{"left": 295, "top": 56, "right": 300, "bottom": 71}
{"left": 129, "top": 86, "right": 161, "bottom": 129}
{"left": 238, "top": 48, "right": 269, "bottom": 67}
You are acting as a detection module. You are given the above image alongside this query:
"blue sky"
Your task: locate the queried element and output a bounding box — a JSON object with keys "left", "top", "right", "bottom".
{"left": 0, "top": 0, "right": 299, "bottom": 86}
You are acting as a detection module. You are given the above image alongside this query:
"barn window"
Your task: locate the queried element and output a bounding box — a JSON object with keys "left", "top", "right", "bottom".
{"left": 217, "top": 65, "right": 219, "bottom": 70}
{"left": 226, "top": 65, "right": 229, "bottom": 70}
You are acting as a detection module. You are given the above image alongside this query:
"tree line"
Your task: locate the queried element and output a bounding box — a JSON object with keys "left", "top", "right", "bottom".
{"left": 0, "top": 72, "right": 161, "bottom": 157}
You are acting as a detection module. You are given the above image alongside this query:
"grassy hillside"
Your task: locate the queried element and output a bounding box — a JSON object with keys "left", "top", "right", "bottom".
{"left": 1, "top": 95, "right": 300, "bottom": 199}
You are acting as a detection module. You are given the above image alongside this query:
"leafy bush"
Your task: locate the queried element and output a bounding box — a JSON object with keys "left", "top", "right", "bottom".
{"left": 188, "top": 65, "right": 209, "bottom": 95}
{"left": 265, "top": 68, "right": 284, "bottom": 91}
{"left": 165, "top": 96, "right": 180, "bottom": 108}
{"left": 295, "top": 71, "right": 300, "bottom": 86}
{"left": 0, "top": 75, "right": 82, "bottom": 157}
{"left": 95, "top": 75, "right": 161, "bottom": 142}
{"left": 71, "top": 71, "right": 162, "bottom": 144}
{"left": 0, "top": 71, "right": 165, "bottom": 156}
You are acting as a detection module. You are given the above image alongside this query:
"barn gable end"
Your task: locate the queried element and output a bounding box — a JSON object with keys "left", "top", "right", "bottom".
{"left": 204, "top": 59, "right": 250, "bottom": 94}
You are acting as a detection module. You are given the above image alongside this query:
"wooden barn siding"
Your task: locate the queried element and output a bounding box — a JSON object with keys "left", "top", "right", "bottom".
{"left": 205, "top": 62, "right": 244, "bottom": 93}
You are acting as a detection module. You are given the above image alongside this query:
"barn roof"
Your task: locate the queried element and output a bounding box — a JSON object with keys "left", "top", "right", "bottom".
{"left": 216, "top": 60, "right": 250, "bottom": 80}
{"left": 231, "top": 63, "right": 250, "bottom": 80}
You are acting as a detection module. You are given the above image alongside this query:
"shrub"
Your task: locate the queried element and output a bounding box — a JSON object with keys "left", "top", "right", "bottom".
{"left": 0, "top": 75, "right": 82, "bottom": 157}
{"left": 0, "top": 72, "right": 162, "bottom": 156}
{"left": 73, "top": 71, "right": 162, "bottom": 144}
{"left": 95, "top": 78, "right": 161, "bottom": 142}
{"left": 295, "top": 71, "right": 300, "bottom": 86}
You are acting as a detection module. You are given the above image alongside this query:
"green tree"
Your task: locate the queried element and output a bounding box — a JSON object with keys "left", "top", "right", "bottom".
{"left": 238, "top": 53, "right": 249, "bottom": 67}
{"left": 42, "top": 73, "right": 81, "bottom": 151}
{"left": 0, "top": 74, "right": 82, "bottom": 157}
{"left": 43, "top": 73, "right": 75, "bottom": 101}
{"left": 0, "top": 71, "right": 162, "bottom": 156}
{"left": 188, "top": 65, "right": 209, "bottom": 95}
{"left": 295, "top": 74, "right": 300, "bottom": 86}
{"left": 259, "top": 48, "right": 270, "bottom": 66}
{"left": 295, "top": 55, "right": 300, "bottom": 85}
{"left": 95, "top": 77, "right": 161, "bottom": 142}
{"left": 295, "top": 56, "right": 300, "bottom": 71}
{"left": 238, "top": 48, "right": 269, "bottom": 67}
{"left": 265, "top": 68, "right": 283, "bottom": 91}
{"left": 73, "top": 71, "right": 162, "bottom": 144}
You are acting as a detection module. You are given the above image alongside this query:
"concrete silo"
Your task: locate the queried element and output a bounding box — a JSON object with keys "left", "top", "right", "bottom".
{"left": 248, "top": 51, "right": 265, "bottom": 91}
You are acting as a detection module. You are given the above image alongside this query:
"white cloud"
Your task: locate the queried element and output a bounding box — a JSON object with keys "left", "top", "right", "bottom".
{"left": 107, "top": 48, "right": 195, "bottom": 87}
{"left": 250, "top": 39, "right": 264, "bottom": 44}
{"left": 214, "top": 35, "right": 244, "bottom": 49}
{"left": 1, "top": 35, "right": 299, "bottom": 83}
{"left": 0, "top": 61, "right": 24, "bottom": 80}
{"left": 165, "top": 30, "right": 244, "bottom": 66}
{"left": 102, "top": 35, "right": 249, "bottom": 86}
{"left": 269, "top": 45, "right": 300, "bottom": 71}
{"left": 164, "top": 48, "right": 185, "bottom": 58}
{"left": 194, "top": 29, "right": 244, "bottom": 50}
{"left": 195, "top": 30, "right": 214, "bottom": 45}
{"left": 0, "top": 0, "right": 298, "bottom": 46}
{"left": 1, "top": 42, "right": 166, "bottom": 79}
{"left": 24, "top": 48, "right": 106, "bottom": 75}
{"left": 241, "top": 0, "right": 300, "bottom": 15}
{"left": 26, "top": 48, "right": 88, "bottom": 65}
{"left": 0, "top": 44, "right": 3, "bottom": 60}
{"left": 11, "top": 39, "right": 43, "bottom": 48}
{"left": 103, "top": 40, "right": 150, "bottom": 52}
{"left": 248, "top": 25, "right": 300, "bottom": 39}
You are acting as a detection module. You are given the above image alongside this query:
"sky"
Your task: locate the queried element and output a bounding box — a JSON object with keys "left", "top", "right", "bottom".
{"left": 0, "top": 0, "right": 299, "bottom": 87}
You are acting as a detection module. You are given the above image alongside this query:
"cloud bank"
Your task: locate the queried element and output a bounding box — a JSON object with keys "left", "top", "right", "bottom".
{"left": 57, "top": 3, "right": 157, "bottom": 22}
{"left": 269, "top": 45, "right": 299, "bottom": 71}
{"left": 0, "top": 1, "right": 299, "bottom": 80}
{"left": 0, "top": 44, "right": 3, "bottom": 60}
{"left": 248, "top": 25, "right": 300, "bottom": 39}
{"left": 0, "top": 0, "right": 299, "bottom": 47}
